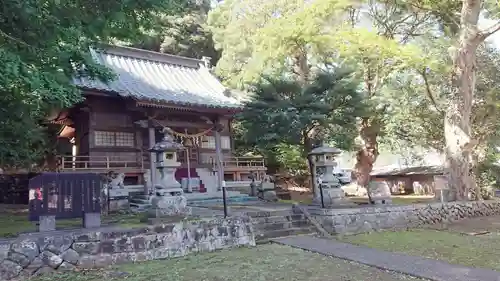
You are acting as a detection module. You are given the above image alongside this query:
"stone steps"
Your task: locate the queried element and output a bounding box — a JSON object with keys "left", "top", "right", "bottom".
{"left": 248, "top": 209, "right": 316, "bottom": 244}
{"left": 251, "top": 214, "right": 306, "bottom": 224}
{"left": 254, "top": 227, "right": 316, "bottom": 244}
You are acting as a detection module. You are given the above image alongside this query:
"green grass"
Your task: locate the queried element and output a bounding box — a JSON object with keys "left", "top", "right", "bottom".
{"left": 0, "top": 206, "right": 149, "bottom": 238}
{"left": 341, "top": 229, "right": 500, "bottom": 270}
{"left": 32, "top": 244, "right": 422, "bottom": 281}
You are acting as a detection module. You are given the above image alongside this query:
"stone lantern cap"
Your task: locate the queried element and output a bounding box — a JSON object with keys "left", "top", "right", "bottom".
{"left": 149, "top": 131, "right": 184, "bottom": 153}
{"left": 308, "top": 145, "right": 341, "bottom": 156}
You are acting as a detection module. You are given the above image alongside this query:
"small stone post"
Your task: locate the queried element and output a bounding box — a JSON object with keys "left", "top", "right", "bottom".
{"left": 308, "top": 145, "right": 352, "bottom": 207}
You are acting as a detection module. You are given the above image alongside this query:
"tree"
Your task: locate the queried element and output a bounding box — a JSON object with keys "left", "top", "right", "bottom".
{"left": 237, "top": 69, "right": 365, "bottom": 176}
{"left": 0, "top": 0, "right": 187, "bottom": 170}
{"left": 383, "top": 0, "right": 500, "bottom": 199}
{"left": 132, "top": 0, "right": 220, "bottom": 64}
{"left": 382, "top": 44, "right": 500, "bottom": 199}
{"left": 209, "top": 0, "right": 433, "bottom": 200}
{"left": 444, "top": 0, "right": 500, "bottom": 199}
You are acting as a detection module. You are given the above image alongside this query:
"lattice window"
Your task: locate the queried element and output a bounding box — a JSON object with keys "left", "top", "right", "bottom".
{"left": 221, "top": 136, "right": 231, "bottom": 150}
{"left": 94, "top": 131, "right": 134, "bottom": 147}
{"left": 201, "top": 135, "right": 231, "bottom": 149}
{"left": 201, "top": 135, "right": 216, "bottom": 149}
{"left": 94, "top": 131, "right": 115, "bottom": 146}
{"left": 115, "top": 132, "right": 134, "bottom": 147}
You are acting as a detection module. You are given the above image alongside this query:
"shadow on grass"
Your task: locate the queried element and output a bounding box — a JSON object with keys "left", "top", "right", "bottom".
{"left": 0, "top": 204, "right": 149, "bottom": 238}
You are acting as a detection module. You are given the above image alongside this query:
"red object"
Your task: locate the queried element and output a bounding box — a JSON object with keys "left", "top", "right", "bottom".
{"left": 35, "top": 187, "right": 42, "bottom": 200}
{"left": 174, "top": 168, "right": 206, "bottom": 193}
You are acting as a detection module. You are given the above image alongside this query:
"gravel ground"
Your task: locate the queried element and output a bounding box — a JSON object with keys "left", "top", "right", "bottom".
{"left": 32, "top": 244, "right": 427, "bottom": 281}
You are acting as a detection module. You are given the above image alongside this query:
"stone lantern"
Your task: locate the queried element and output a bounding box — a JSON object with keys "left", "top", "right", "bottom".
{"left": 149, "top": 128, "right": 184, "bottom": 196}
{"left": 148, "top": 127, "right": 191, "bottom": 218}
{"left": 308, "top": 144, "right": 346, "bottom": 207}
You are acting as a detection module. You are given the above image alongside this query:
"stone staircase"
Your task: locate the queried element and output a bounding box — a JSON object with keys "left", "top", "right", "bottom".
{"left": 129, "top": 194, "right": 152, "bottom": 212}
{"left": 247, "top": 209, "right": 317, "bottom": 244}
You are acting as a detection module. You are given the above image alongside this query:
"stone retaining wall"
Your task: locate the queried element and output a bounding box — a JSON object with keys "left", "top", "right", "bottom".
{"left": 310, "top": 200, "right": 500, "bottom": 235}
{"left": 0, "top": 217, "right": 255, "bottom": 280}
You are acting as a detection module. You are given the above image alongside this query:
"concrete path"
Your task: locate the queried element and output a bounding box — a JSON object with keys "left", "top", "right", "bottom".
{"left": 272, "top": 236, "right": 500, "bottom": 281}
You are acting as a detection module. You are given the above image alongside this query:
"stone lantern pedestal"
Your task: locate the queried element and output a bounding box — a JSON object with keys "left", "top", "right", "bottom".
{"left": 309, "top": 145, "right": 353, "bottom": 207}
{"left": 148, "top": 128, "right": 191, "bottom": 218}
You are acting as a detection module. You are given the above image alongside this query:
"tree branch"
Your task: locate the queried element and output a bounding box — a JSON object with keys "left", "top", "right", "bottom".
{"left": 479, "top": 21, "right": 500, "bottom": 41}
{"left": 0, "top": 29, "right": 32, "bottom": 48}
{"left": 420, "top": 69, "right": 444, "bottom": 114}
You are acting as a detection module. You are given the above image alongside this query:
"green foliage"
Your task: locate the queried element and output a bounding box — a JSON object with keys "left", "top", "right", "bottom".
{"left": 236, "top": 68, "right": 364, "bottom": 174}
{"left": 0, "top": 0, "right": 187, "bottom": 169}
{"left": 132, "top": 0, "right": 220, "bottom": 63}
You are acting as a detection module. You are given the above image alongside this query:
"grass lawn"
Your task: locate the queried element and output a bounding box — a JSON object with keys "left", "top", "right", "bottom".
{"left": 341, "top": 229, "right": 500, "bottom": 270}
{"left": 32, "top": 244, "right": 423, "bottom": 281}
{"left": 0, "top": 205, "right": 149, "bottom": 238}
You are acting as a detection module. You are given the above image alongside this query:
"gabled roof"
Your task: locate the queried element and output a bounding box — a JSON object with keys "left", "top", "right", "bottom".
{"left": 73, "top": 45, "right": 241, "bottom": 109}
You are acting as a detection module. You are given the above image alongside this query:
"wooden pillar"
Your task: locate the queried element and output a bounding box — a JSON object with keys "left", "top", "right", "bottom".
{"left": 214, "top": 118, "right": 228, "bottom": 217}
{"left": 214, "top": 126, "right": 224, "bottom": 192}
{"left": 149, "top": 126, "right": 156, "bottom": 193}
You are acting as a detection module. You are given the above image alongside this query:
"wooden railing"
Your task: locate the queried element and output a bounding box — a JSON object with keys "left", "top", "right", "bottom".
{"left": 203, "top": 156, "right": 266, "bottom": 170}
{"left": 58, "top": 155, "right": 263, "bottom": 172}
{"left": 58, "top": 155, "right": 144, "bottom": 171}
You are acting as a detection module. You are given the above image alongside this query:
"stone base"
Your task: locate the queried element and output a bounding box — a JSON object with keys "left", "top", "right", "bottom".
{"left": 83, "top": 213, "right": 101, "bottom": 228}
{"left": 257, "top": 190, "right": 278, "bottom": 202}
{"left": 434, "top": 188, "right": 457, "bottom": 202}
{"left": 368, "top": 181, "right": 392, "bottom": 205}
{"left": 38, "top": 216, "right": 56, "bottom": 232}
{"left": 148, "top": 195, "right": 192, "bottom": 217}
{"left": 313, "top": 188, "right": 351, "bottom": 207}
{"left": 109, "top": 199, "right": 130, "bottom": 212}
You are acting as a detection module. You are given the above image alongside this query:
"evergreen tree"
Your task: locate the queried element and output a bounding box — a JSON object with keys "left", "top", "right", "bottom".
{"left": 133, "top": 0, "right": 220, "bottom": 64}
{"left": 237, "top": 68, "right": 365, "bottom": 175}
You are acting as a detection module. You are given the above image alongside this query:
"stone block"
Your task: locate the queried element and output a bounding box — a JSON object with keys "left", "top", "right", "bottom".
{"left": 83, "top": 212, "right": 101, "bottom": 228}
{"left": 58, "top": 261, "right": 76, "bottom": 271}
{"left": 132, "top": 236, "right": 147, "bottom": 251}
{"left": 0, "top": 260, "right": 23, "bottom": 280}
{"left": 114, "top": 237, "right": 133, "bottom": 253}
{"left": 93, "top": 254, "right": 113, "bottom": 267}
{"left": 33, "top": 266, "right": 55, "bottom": 277}
{"left": 61, "top": 249, "right": 80, "bottom": 265}
{"left": 39, "top": 215, "right": 56, "bottom": 232}
{"left": 77, "top": 255, "right": 95, "bottom": 268}
{"left": 24, "top": 257, "right": 44, "bottom": 275}
{"left": 44, "top": 236, "right": 73, "bottom": 254}
{"left": 7, "top": 252, "right": 30, "bottom": 268}
{"left": 73, "top": 231, "right": 101, "bottom": 242}
{"left": 40, "top": 251, "right": 63, "bottom": 269}
{"left": 72, "top": 242, "right": 100, "bottom": 255}
{"left": 11, "top": 240, "right": 39, "bottom": 261}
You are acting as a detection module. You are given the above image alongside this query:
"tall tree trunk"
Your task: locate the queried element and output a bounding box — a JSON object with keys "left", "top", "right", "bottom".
{"left": 445, "top": 0, "right": 481, "bottom": 201}
{"left": 470, "top": 149, "right": 483, "bottom": 200}
{"left": 353, "top": 117, "right": 380, "bottom": 202}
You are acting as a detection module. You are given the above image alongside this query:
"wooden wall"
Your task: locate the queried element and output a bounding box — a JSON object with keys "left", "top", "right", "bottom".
{"left": 78, "top": 94, "right": 235, "bottom": 170}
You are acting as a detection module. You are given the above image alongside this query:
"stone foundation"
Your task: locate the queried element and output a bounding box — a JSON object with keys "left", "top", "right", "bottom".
{"left": 311, "top": 200, "right": 500, "bottom": 235}
{"left": 0, "top": 217, "right": 255, "bottom": 280}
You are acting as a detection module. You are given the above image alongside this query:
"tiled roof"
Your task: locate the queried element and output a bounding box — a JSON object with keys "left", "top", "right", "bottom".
{"left": 371, "top": 165, "right": 443, "bottom": 177}
{"left": 73, "top": 45, "right": 241, "bottom": 109}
